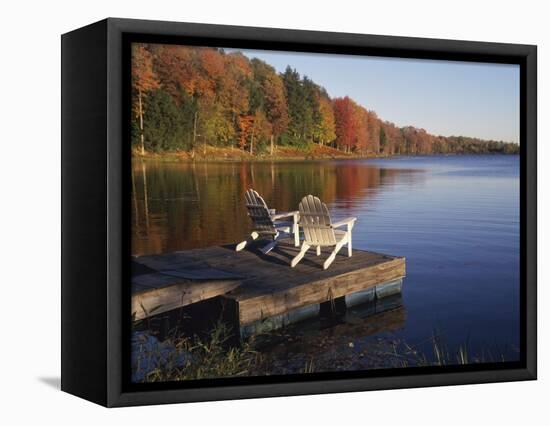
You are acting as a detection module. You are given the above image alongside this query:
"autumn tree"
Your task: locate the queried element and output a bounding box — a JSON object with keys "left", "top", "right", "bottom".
{"left": 200, "top": 99, "right": 236, "bottom": 150}
{"left": 194, "top": 48, "right": 232, "bottom": 151}
{"left": 249, "top": 110, "right": 273, "bottom": 154}
{"left": 382, "top": 122, "right": 405, "bottom": 155}
{"left": 221, "top": 52, "right": 252, "bottom": 144}
{"left": 379, "top": 126, "right": 387, "bottom": 154}
{"left": 151, "top": 45, "right": 200, "bottom": 101}
{"left": 237, "top": 115, "right": 254, "bottom": 150}
{"left": 132, "top": 44, "right": 160, "bottom": 154}
{"left": 301, "top": 76, "right": 322, "bottom": 143}
{"left": 366, "top": 111, "right": 380, "bottom": 154}
{"left": 150, "top": 45, "right": 202, "bottom": 151}
{"left": 355, "top": 105, "right": 370, "bottom": 153}
{"left": 250, "top": 59, "right": 288, "bottom": 154}
{"left": 333, "top": 97, "right": 355, "bottom": 152}
{"left": 333, "top": 96, "right": 369, "bottom": 153}
{"left": 315, "top": 91, "right": 336, "bottom": 145}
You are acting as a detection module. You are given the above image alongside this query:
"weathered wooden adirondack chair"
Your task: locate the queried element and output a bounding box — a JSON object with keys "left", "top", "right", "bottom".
{"left": 236, "top": 189, "right": 299, "bottom": 254}
{"left": 291, "top": 195, "right": 357, "bottom": 270}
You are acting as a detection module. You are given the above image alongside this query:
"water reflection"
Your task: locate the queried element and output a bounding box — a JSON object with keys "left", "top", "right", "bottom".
{"left": 131, "top": 160, "right": 424, "bottom": 255}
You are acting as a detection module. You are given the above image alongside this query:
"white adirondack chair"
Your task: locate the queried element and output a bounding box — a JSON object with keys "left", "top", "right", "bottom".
{"left": 291, "top": 195, "right": 357, "bottom": 270}
{"left": 236, "top": 189, "right": 299, "bottom": 254}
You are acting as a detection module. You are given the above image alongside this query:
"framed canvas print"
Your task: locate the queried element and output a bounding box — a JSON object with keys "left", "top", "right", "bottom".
{"left": 61, "top": 18, "right": 537, "bottom": 407}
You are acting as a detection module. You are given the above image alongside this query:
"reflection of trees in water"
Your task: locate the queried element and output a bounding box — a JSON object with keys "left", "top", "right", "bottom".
{"left": 131, "top": 160, "right": 424, "bottom": 255}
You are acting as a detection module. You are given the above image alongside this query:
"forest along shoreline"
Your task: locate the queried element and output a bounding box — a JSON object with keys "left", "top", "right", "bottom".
{"left": 132, "top": 144, "right": 519, "bottom": 163}
{"left": 132, "top": 45, "right": 519, "bottom": 160}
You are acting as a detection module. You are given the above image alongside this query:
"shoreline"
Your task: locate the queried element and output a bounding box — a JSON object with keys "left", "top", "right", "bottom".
{"left": 131, "top": 146, "right": 518, "bottom": 163}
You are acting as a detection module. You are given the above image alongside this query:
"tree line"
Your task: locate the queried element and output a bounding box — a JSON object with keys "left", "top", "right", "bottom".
{"left": 132, "top": 44, "right": 519, "bottom": 156}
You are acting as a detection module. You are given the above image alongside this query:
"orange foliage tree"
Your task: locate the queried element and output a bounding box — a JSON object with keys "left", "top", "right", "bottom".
{"left": 131, "top": 44, "right": 160, "bottom": 154}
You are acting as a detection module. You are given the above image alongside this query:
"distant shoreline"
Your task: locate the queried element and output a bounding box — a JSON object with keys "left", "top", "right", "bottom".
{"left": 131, "top": 145, "right": 519, "bottom": 163}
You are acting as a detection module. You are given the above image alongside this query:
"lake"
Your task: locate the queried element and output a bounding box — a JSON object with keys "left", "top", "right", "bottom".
{"left": 131, "top": 155, "right": 520, "bottom": 367}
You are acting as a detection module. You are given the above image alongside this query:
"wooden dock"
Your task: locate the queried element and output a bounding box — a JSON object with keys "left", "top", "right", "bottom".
{"left": 132, "top": 242, "right": 406, "bottom": 332}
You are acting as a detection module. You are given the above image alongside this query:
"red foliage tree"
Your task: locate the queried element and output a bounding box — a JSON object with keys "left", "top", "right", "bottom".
{"left": 333, "top": 97, "right": 357, "bottom": 152}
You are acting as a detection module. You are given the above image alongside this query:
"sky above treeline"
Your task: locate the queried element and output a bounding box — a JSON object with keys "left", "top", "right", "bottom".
{"left": 227, "top": 48, "right": 519, "bottom": 144}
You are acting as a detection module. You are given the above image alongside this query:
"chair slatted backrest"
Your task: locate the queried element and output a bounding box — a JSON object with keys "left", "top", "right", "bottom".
{"left": 244, "top": 189, "right": 276, "bottom": 235}
{"left": 298, "top": 195, "right": 336, "bottom": 246}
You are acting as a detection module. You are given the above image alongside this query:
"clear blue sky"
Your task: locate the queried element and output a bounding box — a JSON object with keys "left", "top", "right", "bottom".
{"left": 232, "top": 48, "right": 519, "bottom": 143}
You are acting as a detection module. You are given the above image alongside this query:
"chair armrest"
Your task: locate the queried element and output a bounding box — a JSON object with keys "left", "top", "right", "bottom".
{"left": 332, "top": 217, "right": 357, "bottom": 228}
{"left": 272, "top": 210, "right": 299, "bottom": 221}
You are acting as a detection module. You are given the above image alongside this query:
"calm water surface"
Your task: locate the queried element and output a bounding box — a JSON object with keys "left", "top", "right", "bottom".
{"left": 132, "top": 155, "right": 520, "bottom": 362}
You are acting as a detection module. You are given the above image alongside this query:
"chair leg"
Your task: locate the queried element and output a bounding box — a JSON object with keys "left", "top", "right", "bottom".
{"left": 236, "top": 231, "right": 259, "bottom": 251}
{"left": 316, "top": 246, "right": 321, "bottom": 256}
{"left": 323, "top": 240, "right": 346, "bottom": 270}
{"left": 293, "top": 222, "right": 299, "bottom": 247}
{"left": 291, "top": 242, "right": 310, "bottom": 267}
{"left": 348, "top": 232, "right": 352, "bottom": 257}
{"left": 260, "top": 233, "right": 281, "bottom": 255}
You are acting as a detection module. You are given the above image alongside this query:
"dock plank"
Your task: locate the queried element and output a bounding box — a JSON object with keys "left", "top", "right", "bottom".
{"left": 132, "top": 273, "right": 240, "bottom": 320}
{"left": 227, "top": 249, "right": 405, "bottom": 325}
{"left": 132, "top": 241, "right": 406, "bottom": 326}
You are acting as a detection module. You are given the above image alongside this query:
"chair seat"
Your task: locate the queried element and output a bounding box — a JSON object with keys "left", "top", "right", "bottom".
{"left": 254, "top": 220, "right": 292, "bottom": 236}
{"left": 334, "top": 229, "right": 348, "bottom": 241}
{"left": 273, "top": 220, "right": 293, "bottom": 229}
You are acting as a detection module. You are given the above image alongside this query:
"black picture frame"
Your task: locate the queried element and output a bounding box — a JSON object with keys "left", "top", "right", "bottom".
{"left": 61, "top": 17, "right": 537, "bottom": 407}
